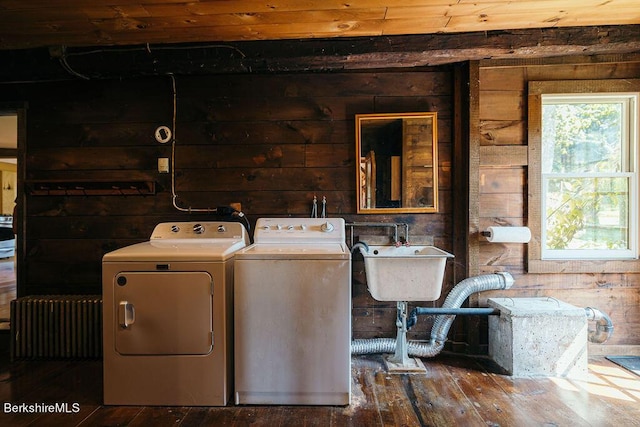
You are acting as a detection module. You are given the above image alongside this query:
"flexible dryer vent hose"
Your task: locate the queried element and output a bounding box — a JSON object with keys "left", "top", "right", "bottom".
{"left": 351, "top": 272, "right": 515, "bottom": 358}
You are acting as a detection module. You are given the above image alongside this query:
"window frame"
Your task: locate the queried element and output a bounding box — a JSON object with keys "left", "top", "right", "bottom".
{"left": 541, "top": 93, "right": 638, "bottom": 260}
{"left": 528, "top": 79, "right": 640, "bottom": 273}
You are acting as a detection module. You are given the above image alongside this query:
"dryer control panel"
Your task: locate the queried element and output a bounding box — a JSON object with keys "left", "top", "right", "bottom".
{"left": 150, "top": 221, "right": 248, "bottom": 241}
{"left": 254, "top": 218, "right": 345, "bottom": 244}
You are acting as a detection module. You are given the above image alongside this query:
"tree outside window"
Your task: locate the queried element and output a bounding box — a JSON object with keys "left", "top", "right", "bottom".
{"left": 541, "top": 95, "right": 637, "bottom": 260}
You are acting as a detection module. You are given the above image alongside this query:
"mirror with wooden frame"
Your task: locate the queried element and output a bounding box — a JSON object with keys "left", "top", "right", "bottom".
{"left": 355, "top": 112, "right": 438, "bottom": 214}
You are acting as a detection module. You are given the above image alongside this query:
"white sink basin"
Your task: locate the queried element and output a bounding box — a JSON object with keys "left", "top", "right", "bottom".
{"left": 361, "top": 245, "right": 453, "bottom": 301}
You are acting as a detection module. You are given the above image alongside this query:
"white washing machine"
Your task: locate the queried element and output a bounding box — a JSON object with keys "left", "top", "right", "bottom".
{"left": 102, "top": 221, "right": 249, "bottom": 406}
{"left": 234, "top": 217, "right": 351, "bottom": 405}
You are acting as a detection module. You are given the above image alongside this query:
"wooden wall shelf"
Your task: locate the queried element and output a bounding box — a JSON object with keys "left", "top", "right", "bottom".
{"left": 26, "top": 180, "right": 156, "bottom": 196}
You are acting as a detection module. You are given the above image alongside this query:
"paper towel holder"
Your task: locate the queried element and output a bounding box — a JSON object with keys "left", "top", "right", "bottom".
{"left": 481, "top": 226, "right": 532, "bottom": 243}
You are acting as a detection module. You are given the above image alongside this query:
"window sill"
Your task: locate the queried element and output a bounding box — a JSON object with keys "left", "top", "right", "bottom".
{"left": 528, "top": 258, "right": 640, "bottom": 274}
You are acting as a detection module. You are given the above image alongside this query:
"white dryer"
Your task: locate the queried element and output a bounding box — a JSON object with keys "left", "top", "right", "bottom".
{"left": 234, "top": 218, "right": 351, "bottom": 405}
{"left": 102, "top": 221, "right": 249, "bottom": 406}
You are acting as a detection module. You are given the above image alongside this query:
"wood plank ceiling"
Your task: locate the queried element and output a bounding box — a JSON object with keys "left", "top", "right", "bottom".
{"left": 1, "top": 0, "right": 639, "bottom": 50}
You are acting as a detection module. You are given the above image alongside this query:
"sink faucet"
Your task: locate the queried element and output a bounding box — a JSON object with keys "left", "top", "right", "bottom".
{"left": 395, "top": 237, "right": 410, "bottom": 247}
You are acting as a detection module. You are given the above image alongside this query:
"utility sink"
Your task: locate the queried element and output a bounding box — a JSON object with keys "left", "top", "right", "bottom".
{"left": 361, "top": 245, "right": 453, "bottom": 301}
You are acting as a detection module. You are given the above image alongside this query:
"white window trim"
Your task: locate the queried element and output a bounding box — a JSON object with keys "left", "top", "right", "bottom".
{"left": 528, "top": 79, "right": 640, "bottom": 274}
{"left": 541, "top": 92, "right": 639, "bottom": 260}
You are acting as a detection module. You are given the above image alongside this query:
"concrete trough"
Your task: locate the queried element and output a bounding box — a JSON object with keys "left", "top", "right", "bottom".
{"left": 488, "top": 297, "right": 588, "bottom": 379}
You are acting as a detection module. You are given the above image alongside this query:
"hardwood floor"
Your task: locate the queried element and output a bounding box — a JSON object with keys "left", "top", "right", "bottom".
{"left": 1, "top": 352, "right": 639, "bottom": 426}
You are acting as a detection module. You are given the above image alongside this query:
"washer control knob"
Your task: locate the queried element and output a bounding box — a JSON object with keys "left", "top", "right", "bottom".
{"left": 261, "top": 225, "right": 269, "bottom": 230}
{"left": 300, "top": 224, "right": 307, "bottom": 230}
{"left": 276, "top": 224, "right": 283, "bottom": 230}
{"left": 217, "top": 225, "right": 226, "bottom": 232}
{"left": 170, "top": 225, "right": 180, "bottom": 233}
{"left": 321, "top": 221, "right": 334, "bottom": 233}
{"left": 287, "top": 225, "right": 294, "bottom": 230}
{"left": 193, "top": 223, "right": 205, "bottom": 234}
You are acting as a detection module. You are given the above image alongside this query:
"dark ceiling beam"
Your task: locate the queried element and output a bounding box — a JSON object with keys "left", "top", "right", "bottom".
{"left": 0, "top": 25, "right": 639, "bottom": 82}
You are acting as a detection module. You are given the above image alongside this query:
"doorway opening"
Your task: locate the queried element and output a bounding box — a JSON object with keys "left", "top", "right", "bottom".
{"left": 0, "top": 113, "right": 17, "bottom": 331}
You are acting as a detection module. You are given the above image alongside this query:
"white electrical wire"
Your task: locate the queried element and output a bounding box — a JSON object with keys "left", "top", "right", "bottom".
{"left": 168, "top": 75, "right": 220, "bottom": 214}
{"left": 166, "top": 75, "right": 250, "bottom": 233}
{"left": 168, "top": 74, "right": 202, "bottom": 213}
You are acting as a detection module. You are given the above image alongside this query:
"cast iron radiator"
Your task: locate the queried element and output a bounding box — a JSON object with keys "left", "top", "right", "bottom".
{"left": 10, "top": 295, "right": 102, "bottom": 360}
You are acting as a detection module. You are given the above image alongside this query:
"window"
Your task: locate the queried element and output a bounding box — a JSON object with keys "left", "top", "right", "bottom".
{"left": 528, "top": 80, "right": 640, "bottom": 273}
{"left": 541, "top": 94, "right": 638, "bottom": 259}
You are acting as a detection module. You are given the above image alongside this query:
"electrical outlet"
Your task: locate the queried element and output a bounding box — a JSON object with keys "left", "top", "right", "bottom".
{"left": 158, "top": 158, "right": 170, "bottom": 173}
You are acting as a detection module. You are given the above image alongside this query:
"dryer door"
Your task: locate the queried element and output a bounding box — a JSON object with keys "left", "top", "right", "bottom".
{"left": 113, "top": 271, "right": 213, "bottom": 355}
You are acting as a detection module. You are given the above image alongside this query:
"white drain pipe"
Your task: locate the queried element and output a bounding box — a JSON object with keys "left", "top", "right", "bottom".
{"left": 584, "top": 307, "right": 614, "bottom": 343}
{"left": 351, "top": 272, "right": 515, "bottom": 357}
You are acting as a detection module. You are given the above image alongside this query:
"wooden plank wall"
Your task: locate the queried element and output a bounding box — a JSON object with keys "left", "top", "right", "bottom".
{"left": 1, "top": 68, "right": 454, "bottom": 341}
{"left": 7, "top": 54, "right": 638, "bottom": 352}
{"left": 477, "top": 57, "right": 640, "bottom": 352}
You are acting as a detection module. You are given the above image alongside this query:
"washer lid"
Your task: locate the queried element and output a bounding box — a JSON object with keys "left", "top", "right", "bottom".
{"left": 103, "top": 239, "right": 247, "bottom": 262}
{"left": 235, "top": 243, "right": 349, "bottom": 260}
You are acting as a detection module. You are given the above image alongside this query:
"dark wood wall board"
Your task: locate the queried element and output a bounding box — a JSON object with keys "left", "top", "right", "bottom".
{"left": 26, "top": 195, "right": 175, "bottom": 217}
{"left": 478, "top": 193, "right": 525, "bottom": 219}
{"left": 479, "top": 120, "right": 526, "bottom": 146}
{"left": 478, "top": 242, "right": 526, "bottom": 267}
{"left": 479, "top": 267, "right": 640, "bottom": 291}
{"left": 24, "top": 238, "right": 136, "bottom": 264}
{"left": 176, "top": 119, "right": 353, "bottom": 146}
{"left": 170, "top": 143, "right": 355, "bottom": 169}
{"left": 351, "top": 308, "right": 437, "bottom": 342}
{"left": 479, "top": 147, "right": 527, "bottom": 167}
{"left": 175, "top": 144, "right": 308, "bottom": 168}
{"left": 23, "top": 261, "right": 103, "bottom": 295}
{"left": 26, "top": 216, "right": 166, "bottom": 240}
{"left": 27, "top": 97, "right": 171, "bottom": 126}
{"left": 479, "top": 90, "right": 525, "bottom": 121}
{"left": 25, "top": 170, "right": 159, "bottom": 182}
{"left": 178, "top": 95, "right": 373, "bottom": 122}
{"left": 523, "top": 60, "right": 640, "bottom": 81}
{"left": 177, "top": 71, "right": 454, "bottom": 98}
{"left": 28, "top": 122, "right": 167, "bottom": 148}
{"left": 479, "top": 53, "right": 640, "bottom": 69}
{"left": 175, "top": 167, "right": 353, "bottom": 192}
{"left": 373, "top": 96, "right": 453, "bottom": 118}
{"left": 478, "top": 67, "right": 526, "bottom": 148}
{"left": 26, "top": 147, "right": 164, "bottom": 170}
{"left": 479, "top": 67, "right": 527, "bottom": 91}
{"left": 479, "top": 168, "right": 525, "bottom": 193}
{"left": 478, "top": 217, "right": 526, "bottom": 230}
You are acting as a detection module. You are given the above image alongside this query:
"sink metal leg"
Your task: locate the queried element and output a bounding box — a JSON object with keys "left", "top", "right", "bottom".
{"left": 385, "top": 301, "right": 426, "bottom": 373}
{"left": 388, "top": 301, "right": 411, "bottom": 365}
